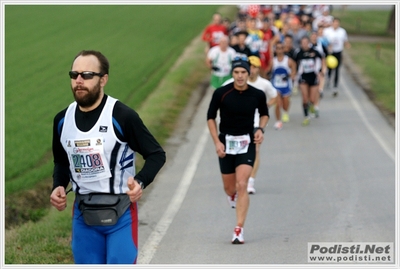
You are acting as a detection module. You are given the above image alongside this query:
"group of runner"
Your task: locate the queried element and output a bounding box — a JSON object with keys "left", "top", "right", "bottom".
{"left": 203, "top": 4, "right": 350, "bottom": 128}
{"left": 203, "top": 5, "right": 350, "bottom": 244}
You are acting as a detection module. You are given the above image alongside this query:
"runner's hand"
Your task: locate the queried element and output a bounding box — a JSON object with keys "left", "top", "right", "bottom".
{"left": 254, "top": 129, "right": 264, "bottom": 144}
{"left": 50, "top": 186, "right": 67, "bottom": 211}
{"left": 126, "top": 177, "right": 142, "bottom": 203}
{"left": 215, "top": 141, "right": 226, "bottom": 158}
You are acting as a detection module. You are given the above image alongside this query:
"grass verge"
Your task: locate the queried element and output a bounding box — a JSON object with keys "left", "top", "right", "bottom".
{"left": 346, "top": 41, "right": 395, "bottom": 115}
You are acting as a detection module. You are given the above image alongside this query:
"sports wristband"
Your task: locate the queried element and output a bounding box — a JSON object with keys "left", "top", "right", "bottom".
{"left": 254, "top": 127, "right": 264, "bottom": 134}
{"left": 135, "top": 179, "right": 144, "bottom": 190}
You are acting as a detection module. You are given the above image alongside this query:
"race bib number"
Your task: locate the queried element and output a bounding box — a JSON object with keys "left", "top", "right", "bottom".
{"left": 273, "top": 74, "right": 289, "bottom": 88}
{"left": 65, "top": 137, "right": 112, "bottom": 181}
{"left": 212, "top": 31, "right": 225, "bottom": 45}
{"left": 302, "top": 59, "right": 315, "bottom": 73}
{"left": 225, "top": 134, "right": 251, "bottom": 155}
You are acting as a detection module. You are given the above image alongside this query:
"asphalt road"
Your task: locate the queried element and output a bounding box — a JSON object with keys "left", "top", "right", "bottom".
{"left": 134, "top": 56, "right": 396, "bottom": 266}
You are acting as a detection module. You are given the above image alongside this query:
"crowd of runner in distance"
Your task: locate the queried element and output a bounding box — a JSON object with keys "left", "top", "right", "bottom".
{"left": 203, "top": 4, "right": 350, "bottom": 128}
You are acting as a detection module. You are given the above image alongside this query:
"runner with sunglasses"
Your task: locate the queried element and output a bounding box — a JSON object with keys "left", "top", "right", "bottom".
{"left": 50, "top": 50, "right": 166, "bottom": 264}
{"left": 207, "top": 56, "right": 269, "bottom": 244}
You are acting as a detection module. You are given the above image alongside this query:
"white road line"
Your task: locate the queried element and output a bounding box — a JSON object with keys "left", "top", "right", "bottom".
{"left": 341, "top": 78, "right": 395, "bottom": 161}
{"left": 138, "top": 125, "right": 209, "bottom": 264}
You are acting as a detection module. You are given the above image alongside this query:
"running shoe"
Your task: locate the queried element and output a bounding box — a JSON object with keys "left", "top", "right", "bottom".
{"left": 332, "top": 89, "right": 338, "bottom": 97}
{"left": 309, "top": 104, "right": 315, "bottom": 114}
{"left": 227, "top": 192, "right": 237, "bottom": 208}
{"left": 247, "top": 177, "right": 256, "bottom": 194}
{"left": 274, "top": 121, "right": 283, "bottom": 130}
{"left": 315, "top": 108, "right": 319, "bottom": 118}
{"left": 232, "top": 226, "right": 244, "bottom": 244}
{"left": 282, "top": 113, "right": 289, "bottom": 123}
{"left": 302, "top": 117, "right": 310, "bottom": 126}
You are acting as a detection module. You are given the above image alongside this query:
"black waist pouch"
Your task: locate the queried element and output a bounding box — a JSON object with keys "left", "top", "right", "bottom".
{"left": 76, "top": 193, "right": 131, "bottom": 226}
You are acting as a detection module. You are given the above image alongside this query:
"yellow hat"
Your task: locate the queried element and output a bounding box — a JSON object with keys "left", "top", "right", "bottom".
{"left": 248, "top": 56, "right": 261, "bottom": 67}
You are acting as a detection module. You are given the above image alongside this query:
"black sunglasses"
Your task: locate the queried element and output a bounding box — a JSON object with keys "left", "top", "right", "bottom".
{"left": 69, "top": 71, "right": 104, "bottom": 80}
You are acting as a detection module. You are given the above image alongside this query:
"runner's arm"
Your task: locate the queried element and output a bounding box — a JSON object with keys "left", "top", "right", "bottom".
{"left": 52, "top": 109, "right": 71, "bottom": 191}
{"left": 257, "top": 90, "right": 269, "bottom": 128}
{"left": 202, "top": 26, "right": 212, "bottom": 42}
{"left": 207, "top": 119, "right": 226, "bottom": 158}
{"left": 207, "top": 90, "right": 226, "bottom": 157}
{"left": 289, "top": 58, "right": 297, "bottom": 81}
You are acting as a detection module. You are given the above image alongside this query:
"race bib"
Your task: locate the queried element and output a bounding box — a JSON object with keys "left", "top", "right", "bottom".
{"left": 225, "top": 134, "right": 251, "bottom": 155}
{"left": 65, "top": 137, "right": 112, "bottom": 181}
{"left": 302, "top": 59, "right": 315, "bottom": 73}
{"left": 273, "top": 74, "right": 289, "bottom": 88}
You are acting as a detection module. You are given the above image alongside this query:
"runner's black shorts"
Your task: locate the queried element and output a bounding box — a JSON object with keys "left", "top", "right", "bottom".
{"left": 218, "top": 133, "right": 256, "bottom": 174}
{"left": 299, "top": 72, "right": 319, "bottom": 86}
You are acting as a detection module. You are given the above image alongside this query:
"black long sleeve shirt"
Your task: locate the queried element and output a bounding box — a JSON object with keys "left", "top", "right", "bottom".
{"left": 207, "top": 82, "right": 269, "bottom": 136}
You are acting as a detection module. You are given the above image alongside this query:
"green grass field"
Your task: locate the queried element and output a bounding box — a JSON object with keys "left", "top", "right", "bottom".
{"left": 5, "top": 5, "right": 222, "bottom": 194}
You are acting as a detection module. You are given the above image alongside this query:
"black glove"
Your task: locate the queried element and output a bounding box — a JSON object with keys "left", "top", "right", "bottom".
{"left": 211, "top": 66, "right": 220, "bottom": 71}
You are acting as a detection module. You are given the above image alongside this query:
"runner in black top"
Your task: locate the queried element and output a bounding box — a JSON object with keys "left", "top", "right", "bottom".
{"left": 230, "top": 30, "right": 252, "bottom": 58}
{"left": 207, "top": 57, "right": 269, "bottom": 244}
{"left": 207, "top": 83, "right": 268, "bottom": 136}
{"left": 283, "top": 34, "right": 297, "bottom": 61}
{"left": 294, "top": 36, "right": 323, "bottom": 126}
{"left": 310, "top": 30, "right": 328, "bottom": 117}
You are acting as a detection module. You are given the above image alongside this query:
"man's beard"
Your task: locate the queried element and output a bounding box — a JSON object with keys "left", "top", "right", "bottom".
{"left": 72, "top": 81, "right": 101, "bottom": 108}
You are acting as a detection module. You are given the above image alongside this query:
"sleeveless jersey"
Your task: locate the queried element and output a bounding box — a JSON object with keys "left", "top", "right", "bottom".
{"left": 207, "top": 46, "right": 236, "bottom": 77}
{"left": 60, "top": 96, "right": 135, "bottom": 195}
{"left": 271, "top": 55, "right": 292, "bottom": 92}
